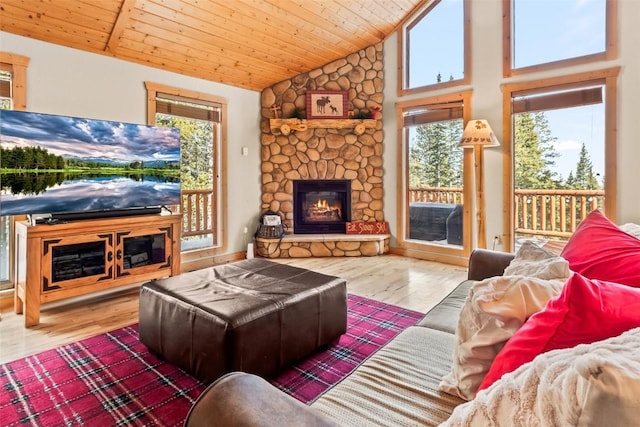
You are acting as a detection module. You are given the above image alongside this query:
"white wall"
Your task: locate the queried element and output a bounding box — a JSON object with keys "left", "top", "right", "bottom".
{"left": 0, "top": 31, "right": 262, "bottom": 255}
{"left": 383, "top": 0, "right": 640, "bottom": 251}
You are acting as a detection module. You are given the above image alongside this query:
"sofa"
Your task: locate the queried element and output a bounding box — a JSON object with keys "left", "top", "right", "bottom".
{"left": 184, "top": 248, "right": 514, "bottom": 426}
{"left": 185, "top": 210, "right": 640, "bottom": 426}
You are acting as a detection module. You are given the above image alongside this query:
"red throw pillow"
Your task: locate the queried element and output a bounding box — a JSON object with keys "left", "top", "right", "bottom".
{"left": 560, "top": 209, "right": 640, "bottom": 286}
{"left": 478, "top": 273, "right": 640, "bottom": 392}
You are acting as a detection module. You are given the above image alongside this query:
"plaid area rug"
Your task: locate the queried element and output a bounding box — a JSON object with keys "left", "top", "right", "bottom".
{"left": 1, "top": 294, "right": 423, "bottom": 426}
{"left": 271, "top": 294, "right": 424, "bottom": 403}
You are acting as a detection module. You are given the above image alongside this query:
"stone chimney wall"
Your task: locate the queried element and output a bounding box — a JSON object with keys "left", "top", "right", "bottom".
{"left": 260, "top": 43, "right": 384, "bottom": 233}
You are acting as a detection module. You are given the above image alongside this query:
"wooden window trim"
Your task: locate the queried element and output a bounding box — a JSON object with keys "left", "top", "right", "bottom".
{"left": 500, "top": 67, "right": 620, "bottom": 252}
{"left": 394, "top": 90, "right": 473, "bottom": 266}
{"left": 397, "top": 0, "right": 471, "bottom": 97}
{"left": 0, "top": 52, "right": 29, "bottom": 111}
{"left": 503, "top": 0, "right": 618, "bottom": 78}
{"left": 144, "top": 81, "right": 228, "bottom": 259}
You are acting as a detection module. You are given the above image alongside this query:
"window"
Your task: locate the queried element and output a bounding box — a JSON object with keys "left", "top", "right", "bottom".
{"left": 400, "top": 0, "right": 470, "bottom": 95}
{"left": 0, "top": 53, "right": 29, "bottom": 291}
{"left": 504, "top": 0, "right": 617, "bottom": 76}
{"left": 145, "top": 82, "right": 227, "bottom": 259}
{"left": 501, "top": 68, "right": 620, "bottom": 251}
{"left": 501, "top": 0, "right": 619, "bottom": 251}
{"left": 0, "top": 70, "right": 11, "bottom": 109}
{"left": 0, "top": 70, "right": 11, "bottom": 287}
{"left": 396, "top": 92, "right": 473, "bottom": 263}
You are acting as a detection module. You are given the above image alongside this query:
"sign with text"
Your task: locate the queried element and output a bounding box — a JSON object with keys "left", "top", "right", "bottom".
{"left": 346, "top": 221, "right": 389, "bottom": 235}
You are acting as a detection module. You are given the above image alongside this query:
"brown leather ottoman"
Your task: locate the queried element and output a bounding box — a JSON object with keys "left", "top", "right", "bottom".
{"left": 138, "top": 259, "right": 347, "bottom": 383}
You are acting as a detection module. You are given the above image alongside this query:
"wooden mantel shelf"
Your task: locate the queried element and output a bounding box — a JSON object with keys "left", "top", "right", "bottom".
{"left": 270, "top": 118, "right": 376, "bottom": 135}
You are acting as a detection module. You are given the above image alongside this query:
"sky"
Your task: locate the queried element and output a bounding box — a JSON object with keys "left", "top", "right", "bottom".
{"left": 0, "top": 110, "right": 180, "bottom": 164}
{"left": 409, "top": 0, "right": 606, "bottom": 182}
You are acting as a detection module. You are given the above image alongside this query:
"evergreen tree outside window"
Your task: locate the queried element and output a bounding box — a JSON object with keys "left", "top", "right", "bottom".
{"left": 513, "top": 112, "right": 562, "bottom": 190}
{"left": 409, "top": 117, "right": 464, "bottom": 189}
{"left": 568, "top": 143, "right": 600, "bottom": 190}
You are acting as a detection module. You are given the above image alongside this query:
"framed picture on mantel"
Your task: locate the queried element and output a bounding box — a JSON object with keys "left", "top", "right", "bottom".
{"left": 306, "top": 90, "right": 348, "bottom": 119}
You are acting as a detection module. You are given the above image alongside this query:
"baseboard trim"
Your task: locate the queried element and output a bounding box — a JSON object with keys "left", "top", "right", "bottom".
{"left": 389, "top": 247, "right": 469, "bottom": 267}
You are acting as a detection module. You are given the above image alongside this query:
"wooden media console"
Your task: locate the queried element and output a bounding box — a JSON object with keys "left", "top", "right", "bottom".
{"left": 14, "top": 214, "right": 182, "bottom": 327}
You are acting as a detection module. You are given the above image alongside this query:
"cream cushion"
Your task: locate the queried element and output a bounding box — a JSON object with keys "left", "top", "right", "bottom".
{"left": 439, "top": 242, "right": 568, "bottom": 400}
{"left": 441, "top": 327, "right": 640, "bottom": 426}
{"left": 503, "top": 240, "right": 570, "bottom": 279}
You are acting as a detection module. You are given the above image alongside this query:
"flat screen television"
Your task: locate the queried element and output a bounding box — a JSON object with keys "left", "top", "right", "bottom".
{"left": 0, "top": 110, "right": 181, "bottom": 220}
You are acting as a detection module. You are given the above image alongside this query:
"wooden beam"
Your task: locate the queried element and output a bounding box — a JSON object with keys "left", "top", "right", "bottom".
{"left": 106, "top": 0, "right": 136, "bottom": 54}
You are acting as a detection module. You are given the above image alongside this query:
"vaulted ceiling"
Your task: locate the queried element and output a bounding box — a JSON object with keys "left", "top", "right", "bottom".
{"left": 0, "top": 0, "right": 424, "bottom": 91}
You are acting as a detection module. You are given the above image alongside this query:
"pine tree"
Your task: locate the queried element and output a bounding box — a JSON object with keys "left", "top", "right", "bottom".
{"left": 408, "top": 119, "right": 463, "bottom": 188}
{"left": 532, "top": 112, "right": 562, "bottom": 187}
{"left": 514, "top": 113, "right": 545, "bottom": 188}
{"left": 156, "top": 115, "right": 213, "bottom": 191}
{"left": 514, "top": 112, "right": 561, "bottom": 189}
{"left": 565, "top": 171, "right": 576, "bottom": 188}
{"left": 571, "top": 143, "right": 600, "bottom": 189}
{"left": 407, "top": 73, "right": 463, "bottom": 189}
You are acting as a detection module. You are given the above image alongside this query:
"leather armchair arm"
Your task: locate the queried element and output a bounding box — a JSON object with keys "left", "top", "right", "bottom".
{"left": 185, "top": 372, "right": 338, "bottom": 427}
{"left": 467, "top": 249, "right": 515, "bottom": 281}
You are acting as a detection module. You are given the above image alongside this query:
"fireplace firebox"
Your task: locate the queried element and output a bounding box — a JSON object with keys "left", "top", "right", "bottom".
{"left": 293, "top": 180, "right": 351, "bottom": 234}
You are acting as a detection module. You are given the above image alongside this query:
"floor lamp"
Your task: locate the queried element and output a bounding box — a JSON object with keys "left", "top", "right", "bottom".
{"left": 458, "top": 119, "right": 500, "bottom": 249}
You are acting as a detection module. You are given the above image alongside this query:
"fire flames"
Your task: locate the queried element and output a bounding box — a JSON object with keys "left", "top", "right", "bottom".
{"left": 306, "top": 198, "right": 342, "bottom": 221}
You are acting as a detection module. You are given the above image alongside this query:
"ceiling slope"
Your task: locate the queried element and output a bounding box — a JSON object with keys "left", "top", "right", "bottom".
{"left": 0, "top": 0, "right": 423, "bottom": 91}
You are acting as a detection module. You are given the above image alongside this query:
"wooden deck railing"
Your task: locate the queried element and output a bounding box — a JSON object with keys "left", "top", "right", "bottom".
{"left": 177, "top": 189, "right": 215, "bottom": 238}
{"left": 408, "top": 187, "right": 464, "bottom": 204}
{"left": 514, "top": 189, "right": 604, "bottom": 238}
{"left": 409, "top": 187, "right": 605, "bottom": 239}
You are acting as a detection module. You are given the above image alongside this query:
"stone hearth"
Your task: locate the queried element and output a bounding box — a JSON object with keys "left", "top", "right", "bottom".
{"left": 255, "top": 234, "right": 389, "bottom": 258}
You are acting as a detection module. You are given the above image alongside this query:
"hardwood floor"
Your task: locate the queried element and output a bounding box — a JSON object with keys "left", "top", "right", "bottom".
{"left": 0, "top": 255, "right": 468, "bottom": 365}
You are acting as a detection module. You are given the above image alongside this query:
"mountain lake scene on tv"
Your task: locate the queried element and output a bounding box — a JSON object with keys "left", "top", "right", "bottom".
{"left": 0, "top": 110, "right": 181, "bottom": 216}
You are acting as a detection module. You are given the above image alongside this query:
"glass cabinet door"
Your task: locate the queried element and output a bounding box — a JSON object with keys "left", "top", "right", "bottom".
{"left": 51, "top": 241, "right": 106, "bottom": 282}
{"left": 42, "top": 234, "right": 113, "bottom": 292}
{"left": 116, "top": 228, "right": 172, "bottom": 277}
{"left": 121, "top": 233, "right": 166, "bottom": 270}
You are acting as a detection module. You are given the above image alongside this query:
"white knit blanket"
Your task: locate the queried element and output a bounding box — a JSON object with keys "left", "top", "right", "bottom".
{"left": 441, "top": 327, "right": 640, "bottom": 426}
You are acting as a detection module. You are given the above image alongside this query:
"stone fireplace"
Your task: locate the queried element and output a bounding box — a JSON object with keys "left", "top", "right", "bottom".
{"left": 293, "top": 179, "right": 351, "bottom": 234}
{"left": 256, "top": 42, "right": 389, "bottom": 257}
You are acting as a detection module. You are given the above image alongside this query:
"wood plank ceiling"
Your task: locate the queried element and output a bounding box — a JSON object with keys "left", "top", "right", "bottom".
{"left": 0, "top": 0, "right": 423, "bottom": 91}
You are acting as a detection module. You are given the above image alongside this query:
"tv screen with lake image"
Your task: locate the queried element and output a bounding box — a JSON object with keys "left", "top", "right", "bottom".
{"left": 0, "top": 110, "right": 181, "bottom": 216}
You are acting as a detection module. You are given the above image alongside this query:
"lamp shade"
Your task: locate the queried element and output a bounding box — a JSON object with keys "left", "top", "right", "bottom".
{"left": 459, "top": 119, "right": 500, "bottom": 148}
